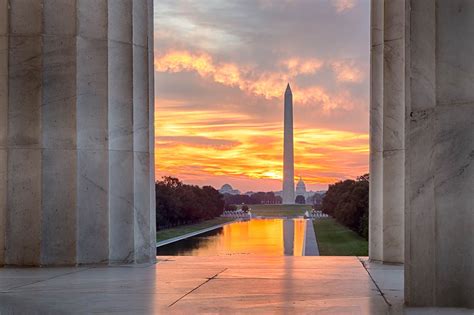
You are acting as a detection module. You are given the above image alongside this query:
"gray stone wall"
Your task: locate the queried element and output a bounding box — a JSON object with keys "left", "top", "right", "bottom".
{"left": 0, "top": 0, "right": 155, "bottom": 266}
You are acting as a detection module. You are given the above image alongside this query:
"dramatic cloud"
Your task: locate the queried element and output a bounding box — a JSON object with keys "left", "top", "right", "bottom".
{"left": 156, "top": 102, "right": 368, "bottom": 191}
{"left": 154, "top": 0, "right": 369, "bottom": 191}
{"left": 332, "top": 0, "right": 357, "bottom": 13}
{"left": 331, "top": 60, "right": 364, "bottom": 83}
{"left": 155, "top": 50, "right": 364, "bottom": 111}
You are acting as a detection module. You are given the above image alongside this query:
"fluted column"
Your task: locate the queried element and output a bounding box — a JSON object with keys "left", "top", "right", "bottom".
{"left": 132, "top": 0, "right": 154, "bottom": 263}
{"left": 0, "top": 0, "right": 8, "bottom": 265}
{"left": 405, "top": 0, "right": 474, "bottom": 307}
{"left": 42, "top": 0, "right": 78, "bottom": 265}
{"left": 382, "top": 0, "right": 405, "bottom": 264}
{"left": 0, "top": 0, "right": 155, "bottom": 266}
{"left": 147, "top": 0, "right": 157, "bottom": 263}
{"left": 404, "top": 0, "right": 436, "bottom": 305}
{"left": 369, "top": 0, "right": 405, "bottom": 264}
{"left": 368, "top": 0, "right": 384, "bottom": 262}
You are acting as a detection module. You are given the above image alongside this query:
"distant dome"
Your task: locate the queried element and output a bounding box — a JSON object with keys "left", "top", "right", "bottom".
{"left": 296, "top": 177, "right": 306, "bottom": 191}
{"left": 219, "top": 184, "right": 241, "bottom": 195}
{"left": 221, "top": 184, "right": 233, "bottom": 190}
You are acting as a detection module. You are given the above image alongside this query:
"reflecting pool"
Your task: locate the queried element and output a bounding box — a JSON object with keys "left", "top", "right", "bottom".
{"left": 156, "top": 218, "right": 307, "bottom": 256}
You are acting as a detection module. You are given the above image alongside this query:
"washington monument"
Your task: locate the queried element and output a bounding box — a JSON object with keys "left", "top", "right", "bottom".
{"left": 282, "top": 83, "right": 295, "bottom": 204}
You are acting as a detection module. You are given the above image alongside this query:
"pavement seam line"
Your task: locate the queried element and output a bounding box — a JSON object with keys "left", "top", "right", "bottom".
{"left": 168, "top": 268, "right": 228, "bottom": 308}
{"left": 357, "top": 257, "right": 392, "bottom": 307}
{"left": 0, "top": 267, "right": 93, "bottom": 293}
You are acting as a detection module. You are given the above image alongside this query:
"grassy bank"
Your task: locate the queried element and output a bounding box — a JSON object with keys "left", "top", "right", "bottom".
{"left": 313, "top": 218, "right": 368, "bottom": 256}
{"left": 157, "top": 217, "right": 234, "bottom": 242}
{"left": 247, "top": 204, "right": 312, "bottom": 217}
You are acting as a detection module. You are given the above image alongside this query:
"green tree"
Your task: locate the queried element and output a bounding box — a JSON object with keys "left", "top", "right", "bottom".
{"left": 156, "top": 177, "right": 225, "bottom": 230}
{"left": 321, "top": 174, "right": 369, "bottom": 239}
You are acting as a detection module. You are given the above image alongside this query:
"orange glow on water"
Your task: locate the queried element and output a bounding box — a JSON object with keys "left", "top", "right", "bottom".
{"left": 293, "top": 219, "right": 306, "bottom": 257}
{"left": 222, "top": 219, "right": 285, "bottom": 255}
{"left": 158, "top": 219, "right": 308, "bottom": 256}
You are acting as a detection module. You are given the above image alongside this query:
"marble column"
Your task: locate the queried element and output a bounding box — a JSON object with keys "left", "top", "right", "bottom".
{"left": 0, "top": 0, "right": 155, "bottom": 266}
{"left": 369, "top": 0, "right": 405, "bottom": 264}
{"left": 405, "top": 0, "right": 474, "bottom": 307}
{"left": 368, "top": 0, "right": 384, "bottom": 262}
{"left": 0, "top": 0, "right": 7, "bottom": 265}
{"left": 382, "top": 0, "right": 405, "bottom": 264}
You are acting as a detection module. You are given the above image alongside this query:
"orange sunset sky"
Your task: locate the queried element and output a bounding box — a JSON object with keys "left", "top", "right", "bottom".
{"left": 154, "top": 0, "right": 369, "bottom": 192}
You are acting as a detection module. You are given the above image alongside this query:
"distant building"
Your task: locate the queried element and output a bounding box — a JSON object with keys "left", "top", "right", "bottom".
{"left": 293, "top": 177, "right": 325, "bottom": 204}
{"left": 295, "top": 177, "right": 306, "bottom": 197}
{"left": 219, "top": 184, "right": 241, "bottom": 195}
{"left": 282, "top": 84, "right": 295, "bottom": 204}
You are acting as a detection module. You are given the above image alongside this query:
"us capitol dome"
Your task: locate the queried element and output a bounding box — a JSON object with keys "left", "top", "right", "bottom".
{"left": 218, "top": 184, "right": 241, "bottom": 195}
{"left": 295, "top": 176, "right": 307, "bottom": 197}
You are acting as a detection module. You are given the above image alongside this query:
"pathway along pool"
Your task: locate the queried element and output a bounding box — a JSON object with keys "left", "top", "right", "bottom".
{"left": 156, "top": 218, "right": 308, "bottom": 256}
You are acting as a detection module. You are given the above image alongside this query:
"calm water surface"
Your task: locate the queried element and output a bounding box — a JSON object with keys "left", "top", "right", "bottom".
{"left": 157, "top": 218, "right": 307, "bottom": 256}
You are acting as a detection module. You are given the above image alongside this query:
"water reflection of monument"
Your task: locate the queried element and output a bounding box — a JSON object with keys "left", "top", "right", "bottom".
{"left": 283, "top": 220, "right": 294, "bottom": 255}
{"left": 157, "top": 219, "right": 307, "bottom": 256}
{"left": 283, "top": 219, "right": 306, "bottom": 256}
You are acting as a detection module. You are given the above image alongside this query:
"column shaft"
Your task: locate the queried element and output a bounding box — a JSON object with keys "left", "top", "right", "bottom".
{"left": 147, "top": 0, "right": 157, "bottom": 260}
{"left": 368, "top": 0, "right": 384, "bottom": 262}
{"left": 435, "top": 3, "right": 474, "bottom": 306}
{"left": 41, "top": 0, "right": 78, "bottom": 265}
{"left": 6, "top": 0, "right": 43, "bottom": 266}
{"left": 108, "top": 0, "right": 135, "bottom": 263}
{"left": 381, "top": 0, "right": 405, "bottom": 264}
{"left": 0, "top": 0, "right": 8, "bottom": 265}
{"left": 0, "top": 0, "right": 155, "bottom": 266}
{"left": 369, "top": 0, "right": 405, "bottom": 264}
{"left": 404, "top": 0, "right": 436, "bottom": 305}
{"left": 405, "top": 0, "right": 474, "bottom": 307}
{"left": 76, "top": 0, "right": 110, "bottom": 264}
{"left": 132, "top": 0, "right": 152, "bottom": 263}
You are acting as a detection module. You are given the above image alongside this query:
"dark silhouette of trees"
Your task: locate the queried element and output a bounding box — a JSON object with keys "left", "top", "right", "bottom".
{"left": 310, "top": 193, "right": 323, "bottom": 206}
{"left": 321, "top": 174, "right": 369, "bottom": 239}
{"left": 156, "top": 177, "right": 225, "bottom": 230}
{"left": 222, "top": 193, "right": 253, "bottom": 205}
{"left": 295, "top": 195, "right": 306, "bottom": 204}
{"left": 222, "top": 192, "right": 282, "bottom": 206}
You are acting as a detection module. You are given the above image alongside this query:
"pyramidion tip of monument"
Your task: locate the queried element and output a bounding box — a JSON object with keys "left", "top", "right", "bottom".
{"left": 285, "top": 83, "right": 292, "bottom": 93}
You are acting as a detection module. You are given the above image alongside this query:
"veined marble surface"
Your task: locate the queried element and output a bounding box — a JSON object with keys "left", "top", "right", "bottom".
{"left": 0, "top": 256, "right": 471, "bottom": 314}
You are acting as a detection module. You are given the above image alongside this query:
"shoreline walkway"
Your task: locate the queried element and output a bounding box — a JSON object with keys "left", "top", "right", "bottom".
{"left": 304, "top": 220, "right": 320, "bottom": 256}
{"left": 156, "top": 221, "right": 234, "bottom": 247}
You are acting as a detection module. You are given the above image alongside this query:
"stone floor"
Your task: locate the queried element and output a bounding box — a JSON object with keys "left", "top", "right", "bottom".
{"left": 0, "top": 256, "right": 471, "bottom": 314}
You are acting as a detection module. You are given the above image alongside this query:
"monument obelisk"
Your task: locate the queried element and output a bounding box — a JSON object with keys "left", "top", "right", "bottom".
{"left": 282, "top": 83, "right": 295, "bottom": 204}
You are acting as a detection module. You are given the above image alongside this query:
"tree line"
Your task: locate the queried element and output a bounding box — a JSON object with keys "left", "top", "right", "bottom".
{"left": 222, "top": 192, "right": 282, "bottom": 207}
{"left": 321, "top": 174, "right": 369, "bottom": 240}
{"left": 156, "top": 177, "right": 224, "bottom": 230}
